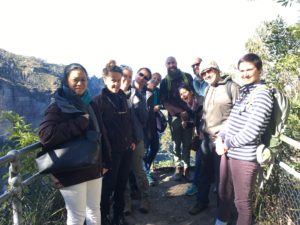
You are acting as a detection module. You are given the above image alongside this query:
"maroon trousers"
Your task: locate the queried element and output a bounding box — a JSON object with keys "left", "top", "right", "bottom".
{"left": 217, "top": 155, "right": 259, "bottom": 225}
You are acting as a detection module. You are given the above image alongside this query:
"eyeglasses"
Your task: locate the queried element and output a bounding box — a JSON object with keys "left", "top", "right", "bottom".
{"left": 138, "top": 72, "right": 151, "bottom": 81}
{"left": 191, "top": 63, "right": 200, "bottom": 68}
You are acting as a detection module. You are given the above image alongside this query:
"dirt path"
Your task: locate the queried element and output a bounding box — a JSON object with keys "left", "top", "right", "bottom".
{"left": 125, "top": 168, "right": 218, "bottom": 225}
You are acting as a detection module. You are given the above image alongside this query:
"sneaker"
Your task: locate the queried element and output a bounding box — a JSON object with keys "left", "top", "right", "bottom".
{"left": 188, "top": 202, "right": 208, "bottom": 215}
{"left": 172, "top": 166, "right": 183, "bottom": 181}
{"left": 147, "top": 172, "right": 155, "bottom": 186}
{"left": 185, "top": 184, "right": 198, "bottom": 196}
{"left": 139, "top": 198, "right": 150, "bottom": 213}
{"left": 149, "top": 171, "right": 157, "bottom": 181}
{"left": 183, "top": 167, "right": 193, "bottom": 182}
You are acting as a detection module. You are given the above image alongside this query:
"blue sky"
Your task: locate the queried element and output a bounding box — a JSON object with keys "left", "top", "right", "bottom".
{"left": 0, "top": 0, "right": 299, "bottom": 77}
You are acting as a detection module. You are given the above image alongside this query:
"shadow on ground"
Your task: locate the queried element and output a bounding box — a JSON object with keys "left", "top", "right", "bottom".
{"left": 125, "top": 167, "right": 217, "bottom": 225}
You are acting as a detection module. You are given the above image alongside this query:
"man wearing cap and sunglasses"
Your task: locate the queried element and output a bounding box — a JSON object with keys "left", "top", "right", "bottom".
{"left": 188, "top": 60, "right": 240, "bottom": 215}
{"left": 160, "top": 56, "right": 194, "bottom": 181}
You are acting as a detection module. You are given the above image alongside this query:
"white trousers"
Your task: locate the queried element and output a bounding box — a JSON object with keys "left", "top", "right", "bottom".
{"left": 60, "top": 177, "right": 102, "bottom": 225}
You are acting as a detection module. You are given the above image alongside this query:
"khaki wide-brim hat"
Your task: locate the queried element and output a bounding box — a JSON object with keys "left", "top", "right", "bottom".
{"left": 200, "top": 60, "right": 220, "bottom": 74}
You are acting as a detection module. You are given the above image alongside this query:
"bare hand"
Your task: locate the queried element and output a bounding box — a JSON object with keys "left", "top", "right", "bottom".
{"left": 50, "top": 174, "right": 63, "bottom": 189}
{"left": 102, "top": 168, "right": 109, "bottom": 175}
{"left": 130, "top": 143, "right": 136, "bottom": 151}
{"left": 215, "top": 137, "right": 226, "bottom": 155}
{"left": 153, "top": 105, "right": 160, "bottom": 112}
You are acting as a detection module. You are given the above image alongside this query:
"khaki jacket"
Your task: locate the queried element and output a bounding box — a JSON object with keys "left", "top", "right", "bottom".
{"left": 202, "top": 76, "right": 240, "bottom": 137}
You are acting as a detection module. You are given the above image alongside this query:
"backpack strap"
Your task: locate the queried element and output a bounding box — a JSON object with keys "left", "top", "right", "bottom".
{"left": 167, "top": 72, "right": 189, "bottom": 91}
{"left": 246, "top": 84, "right": 269, "bottom": 109}
{"left": 226, "top": 80, "right": 233, "bottom": 100}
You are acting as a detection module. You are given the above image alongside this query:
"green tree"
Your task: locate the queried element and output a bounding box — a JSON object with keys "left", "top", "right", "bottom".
{"left": 0, "top": 111, "right": 65, "bottom": 225}
{"left": 245, "top": 17, "right": 300, "bottom": 224}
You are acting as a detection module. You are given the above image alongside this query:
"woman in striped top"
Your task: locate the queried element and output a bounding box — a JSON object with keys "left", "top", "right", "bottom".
{"left": 214, "top": 53, "right": 274, "bottom": 225}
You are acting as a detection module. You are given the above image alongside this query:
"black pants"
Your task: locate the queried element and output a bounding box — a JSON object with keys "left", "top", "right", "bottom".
{"left": 196, "top": 134, "right": 220, "bottom": 204}
{"left": 101, "top": 150, "right": 132, "bottom": 218}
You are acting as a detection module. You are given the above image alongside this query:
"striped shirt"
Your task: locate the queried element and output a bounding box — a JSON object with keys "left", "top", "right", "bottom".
{"left": 219, "top": 82, "right": 274, "bottom": 161}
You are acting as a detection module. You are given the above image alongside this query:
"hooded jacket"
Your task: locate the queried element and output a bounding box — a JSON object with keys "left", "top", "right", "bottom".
{"left": 202, "top": 76, "right": 240, "bottom": 137}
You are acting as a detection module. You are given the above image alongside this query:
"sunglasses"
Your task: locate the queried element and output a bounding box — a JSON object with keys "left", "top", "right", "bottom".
{"left": 200, "top": 68, "right": 213, "bottom": 77}
{"left": 138, "top": 72, "right": 150, "bottom": 81}
{"left": 191, "top": 63, "right": 200, "bottom": 68}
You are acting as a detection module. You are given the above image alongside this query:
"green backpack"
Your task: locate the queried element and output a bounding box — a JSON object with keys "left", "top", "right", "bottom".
{"left": 246, "top": 85, "right": 290, "bottom": 166}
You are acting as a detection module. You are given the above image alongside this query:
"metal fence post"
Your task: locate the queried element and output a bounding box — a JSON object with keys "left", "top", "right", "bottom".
{"left": 7, "top": 150, "right": 23, "bottom": 225}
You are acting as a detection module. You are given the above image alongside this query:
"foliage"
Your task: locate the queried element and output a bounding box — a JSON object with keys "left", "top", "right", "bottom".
{"left": 276, "top": 0, "right": 300, "bottom": 7}
{"left": 246, "top": 17, "right": 300, "bottom": 224}
{"left": 0, "top": 111, "right": 40, "bottom": 176}
{"left": 0, "top": 111, "right": 65, "bottom": 224}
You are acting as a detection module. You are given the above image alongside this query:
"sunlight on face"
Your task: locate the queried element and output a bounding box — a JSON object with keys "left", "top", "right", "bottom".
{"left": 104, "top": 71, "right": 122, "bottom": 93}
{"left": 136, "top": 69, "right": 151, "bottom": 88}
{"left": 179, "top": 87, "right": 193, "bottom": 104}
{"left": 200, "top": 68, "right": 219, "bottom": 86}
{"left": 239, "top": 61, "right": 261, "bottom": 85}
{"left": 149, "top": 73, "right": 162, "bottom": 87}
{"left": 67, "top": 69, "right": 88, "bottom": 96}
{"left": 121, "top": 69, "right": 133, "bottom": 89}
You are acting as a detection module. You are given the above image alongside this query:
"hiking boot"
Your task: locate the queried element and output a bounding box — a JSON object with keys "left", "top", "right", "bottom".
{"left": 183, "top": 167, "right": 192, "bottom": 182}
{"left": 123, "top": 199, "right": 132, "bottom": 216}
{"left": 172, "top": 166, "right": 183, "bottom": 181}
{"left": 188, "top": 202, "right": 208, "bottom": 215}
{"left": 112, "top": 214, "right": 129, "bottom": 225}
{"left": 139, "top": 198, "right": 150, "bottom": 213}
{"left": 185, "top": 184, "right": 198, "bottom": 196}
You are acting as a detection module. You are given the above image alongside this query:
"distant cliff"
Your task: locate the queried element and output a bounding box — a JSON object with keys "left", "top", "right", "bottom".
{"left": 0, "top": 48, "right": 103, "bottom": 130}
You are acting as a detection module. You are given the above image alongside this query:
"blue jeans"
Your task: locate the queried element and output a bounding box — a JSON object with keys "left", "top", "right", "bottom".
{"left": 144, "top": 131, "right": 160, "bottom": 172}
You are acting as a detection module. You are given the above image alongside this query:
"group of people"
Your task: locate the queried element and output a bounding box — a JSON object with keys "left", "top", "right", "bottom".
{"left": 38, "top": 52, "right": 274, "bottom": 225}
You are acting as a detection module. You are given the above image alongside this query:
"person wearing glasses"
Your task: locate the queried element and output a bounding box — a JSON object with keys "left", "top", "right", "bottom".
{"left": 93, "top": 60, "right": 136, "bottom": 225}
{"left": 122, "top": 67, "right": 152, "bottom": 214}
{"left": 185, "top": 57, "right": 208, "bottom": 196}
{"left": 192, "top": 57, "right": 208, "bottom": 97}
{"left": 188, "top": 60, "right": 239, "bottom": 215}
{"left": 160, "top": 56, "right": 194, "bottom": 181}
